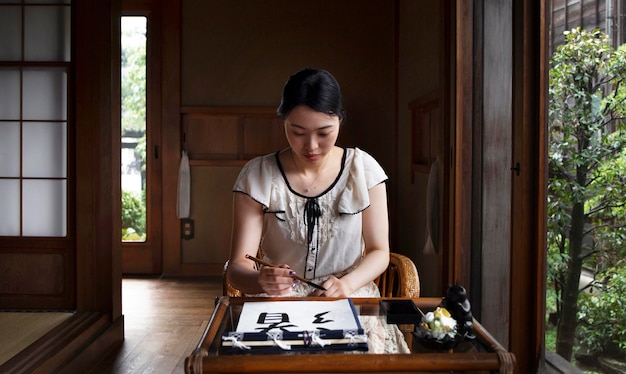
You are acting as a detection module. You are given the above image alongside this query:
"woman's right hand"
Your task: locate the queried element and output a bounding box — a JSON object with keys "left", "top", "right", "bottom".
{"left": 258, "top": 264, "right": 297, "bottom": 295}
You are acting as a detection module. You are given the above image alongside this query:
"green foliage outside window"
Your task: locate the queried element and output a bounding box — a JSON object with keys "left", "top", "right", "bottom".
{"left": 548, "top": 27, "right": 626, "bottom": 367}
{"left": 121, "top": 17, "right": 147, "bottom": 243}
{"left": 577, "top": 264, "right": 626, "bottom": 355}
{"left": 121, "top": 18, "right": 146, "bottom": 136}
{"left": 122, "top": 189, "right": 146, "bottom": 241}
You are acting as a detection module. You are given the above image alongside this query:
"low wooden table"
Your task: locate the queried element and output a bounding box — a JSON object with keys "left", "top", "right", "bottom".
{"left": 185, "top": 297, "right": 515, "bottom": 373}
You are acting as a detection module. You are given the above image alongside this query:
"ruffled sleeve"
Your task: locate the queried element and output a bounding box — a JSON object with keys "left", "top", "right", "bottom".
{"left": 232, "top": 153, "right": 278, "bottom": 210}
{"left": 336, "top": 148, "right": 388, "bottom": 214}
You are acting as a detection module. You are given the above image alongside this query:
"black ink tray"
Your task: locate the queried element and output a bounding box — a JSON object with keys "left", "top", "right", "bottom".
{"left": 380, "top": 299, "right": 423, "bottom": 324}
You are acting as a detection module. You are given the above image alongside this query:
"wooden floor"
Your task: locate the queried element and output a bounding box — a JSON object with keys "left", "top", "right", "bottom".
{"left": 90, "top": 276, "right": 222, "bottom": 374}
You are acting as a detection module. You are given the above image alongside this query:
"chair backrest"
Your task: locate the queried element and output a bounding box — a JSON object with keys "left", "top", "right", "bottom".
{"left": 223, "top": 252, "right": 420, "bottom": 298}
{"left": 222, "top": 260, "right": 242, "bottom": 297}
{"left": 374, "top": 252, "right": 420, "bottom": 298}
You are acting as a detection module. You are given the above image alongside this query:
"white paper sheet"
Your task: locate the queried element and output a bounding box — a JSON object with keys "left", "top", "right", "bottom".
{"left": 236, "top": 299, "right": 360, "bottom": 333}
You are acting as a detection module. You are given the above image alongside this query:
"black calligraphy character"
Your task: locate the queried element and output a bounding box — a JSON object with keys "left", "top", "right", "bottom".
{"left": 255, "top": 312, "right": 297, "bottom": 332}
{"left": 312, "top": 311, "right": 333, "bottom": 324}
{"left": 257, "top": 312, "right": 289, "bottom": 324}
{"left": 254, "top": 322, "right": 298, "bottom": 332}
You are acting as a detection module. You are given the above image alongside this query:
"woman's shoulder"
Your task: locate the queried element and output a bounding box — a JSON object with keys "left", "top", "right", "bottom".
{"left": 248, "top": 151, "right": 279, "bottom": 165}
{"left": 349, "top": 147, "right": 380, "bottom": 165}
{"left": 334, "top": 147, "right": 388, "bottom": 214}
{"left": 345, "top": 147, "right": 387, "bottom": 180}
{"left": 238, "top": 152, "right": 279, "bottom": 175}
{"left": 234, "top": 152, "right": 280, "bottom": 192}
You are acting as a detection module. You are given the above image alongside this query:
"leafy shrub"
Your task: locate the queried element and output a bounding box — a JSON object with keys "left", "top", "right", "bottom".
{"left": 577, "top": 264, "right": 626, "bottom": 358}
{"left": 121, "top": 189, "right": 146, "bottom": 240}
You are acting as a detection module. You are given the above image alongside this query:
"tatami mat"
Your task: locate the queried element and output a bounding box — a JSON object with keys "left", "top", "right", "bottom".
{"left": 0, "top": 312, "right": 73, "bottom": 366}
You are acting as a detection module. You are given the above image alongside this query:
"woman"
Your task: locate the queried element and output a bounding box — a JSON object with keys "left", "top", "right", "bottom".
{"left": 228, "top": 68, "right": 390, "bottom": 298}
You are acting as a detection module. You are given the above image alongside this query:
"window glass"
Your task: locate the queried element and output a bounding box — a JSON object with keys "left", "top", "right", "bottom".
{"left": 22, "top": 68, "right": 67, "bottom": 121}
{"left": 24, "top": 5, "right": 71, "bottom": 61}
{"left": 1, "top": 1, "right": 70, "bottom": 238}
{"left": 23, "top": 122, "right": 67, "bottom": 178}
{"left": 0, "top": 122, "right": 21, "bottom": 177}
{"left": 0, "top": 68, "right": 21, "bottom": 119}
{"left": 0, "top": 6, "right": 21, "bottom": 61}
{"left": 23, "top": 179, "right": 67, "bottom": 236}
{"left": 0, "top": 180, "right": 20, "bottom": 236}
{"left": 121, "top": 16, "right": 147, "bottom": 242}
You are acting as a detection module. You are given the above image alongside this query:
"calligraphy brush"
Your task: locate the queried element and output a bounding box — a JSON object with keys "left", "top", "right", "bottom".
{"left": 245, "top": 254, "right": 327, "bottom": 291}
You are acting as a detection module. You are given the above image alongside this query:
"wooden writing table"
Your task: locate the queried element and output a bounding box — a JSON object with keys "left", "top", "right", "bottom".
{"left": 185, "top": 297, "right": 515, "bottom": 373}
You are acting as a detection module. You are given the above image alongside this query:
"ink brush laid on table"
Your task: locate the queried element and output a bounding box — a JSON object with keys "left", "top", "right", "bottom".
{"left": 245, "top": 254, "right": 327, "bottom": 291}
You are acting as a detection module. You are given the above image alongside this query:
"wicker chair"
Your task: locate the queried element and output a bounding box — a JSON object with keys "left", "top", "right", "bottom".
{"left": 374, "top": 252, "right": 420, "bottom": 298}
{"left": 223, "top": 252, "right": 420, "bottom": 298}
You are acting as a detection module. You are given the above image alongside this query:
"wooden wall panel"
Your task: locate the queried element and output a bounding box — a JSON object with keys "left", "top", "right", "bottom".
{"left": 179, "top": 107, "right": 286, "bottom": 275}
{"left": 160, "top": 0, "right": 182, "bottom": 276}
{"left": 409, "top": 93, "right": 440, "bottom": 176}
{"left": 181, "top": 166, "right": 241, "bottom": 266}
{"left": 243, "top": 117, "right": 286, "bottom": 158}
{"left": 182, "top": 107, "right": 286, "bottom": 164}
{"left": 0, "top": 239, "right": 73, "bottom": 309}
{"left": 183, "top": 115, "right": 240, "bottom": 159}
{"left": 0, "top": 253, "right": 64, "bottom": 295}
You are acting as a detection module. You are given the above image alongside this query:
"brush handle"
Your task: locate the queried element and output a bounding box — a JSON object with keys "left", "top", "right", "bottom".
{"left": 245, "top": 254, "right": 327, "bottom": 291}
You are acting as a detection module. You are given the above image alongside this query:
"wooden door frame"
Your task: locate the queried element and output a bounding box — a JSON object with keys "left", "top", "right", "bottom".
{"left": 121, "top": 0, "right": 164, "bottom": 274}
{"left": 161, "top": 0, "right": 183, "bottom": 275}
{"left": 454, "top": 1, "right": 548, "bottom": 373}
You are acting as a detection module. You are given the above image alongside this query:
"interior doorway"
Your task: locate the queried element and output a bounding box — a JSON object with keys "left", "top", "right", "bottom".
{"left": 121, "top": 0, "right": 163, "bottom": 274}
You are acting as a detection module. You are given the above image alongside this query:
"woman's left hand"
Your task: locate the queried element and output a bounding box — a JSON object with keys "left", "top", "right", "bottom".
{"left": 312, "top": 276, "right": 352, "bottom": 297}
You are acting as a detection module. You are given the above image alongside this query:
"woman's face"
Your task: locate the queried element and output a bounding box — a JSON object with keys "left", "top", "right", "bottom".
{"left": 284, "top": 105, "right": 340, "bottom": 163}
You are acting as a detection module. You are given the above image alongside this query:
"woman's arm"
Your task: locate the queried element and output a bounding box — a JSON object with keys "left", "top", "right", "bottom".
{"left": 318, "top": 182, "right": 390, "bottom": 297}
{"left": 228, "top": 192, "right": 296, "bottom": 295}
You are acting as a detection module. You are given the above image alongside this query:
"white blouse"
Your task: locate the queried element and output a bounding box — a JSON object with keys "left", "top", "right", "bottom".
{"left": 233, "top": 147, "right": 388, "bottom": 281}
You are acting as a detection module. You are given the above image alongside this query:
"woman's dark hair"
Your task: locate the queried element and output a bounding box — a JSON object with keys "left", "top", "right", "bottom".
{"left": 277, "top": 68, "right": 345, "bottom": 121}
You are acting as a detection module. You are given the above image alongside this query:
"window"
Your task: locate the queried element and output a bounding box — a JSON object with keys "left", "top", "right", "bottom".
{"left": 0, "top": 1, "right": 70, "bottom": 237}
{"left": 121, "top": 16, "right": 147, "bottom": 242}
